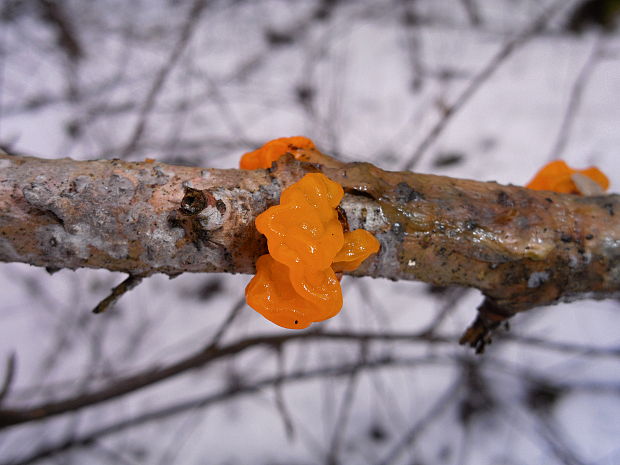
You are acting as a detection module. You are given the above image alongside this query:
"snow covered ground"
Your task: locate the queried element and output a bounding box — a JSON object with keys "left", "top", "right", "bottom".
{"left": 0, "top": 0, "right": 619, "bottom": 464}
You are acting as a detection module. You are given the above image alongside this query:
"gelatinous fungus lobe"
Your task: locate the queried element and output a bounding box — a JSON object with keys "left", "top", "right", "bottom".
{"left": 288, "top": 265, "right": 342, "bottom": 318}
{"left": 256, "top": 173, "right": 345, "bottom": 270}
{"left": 239, "top": 136, "right": 315, "bottom": 170}
{"left": 332, "top": 229, "right": 381, "bottom": 272}
{"left": 245, "top": 254, "right": 316, "bottom": 329}
{"left": 526, "top": 160, "right": 609, "bottom": 194}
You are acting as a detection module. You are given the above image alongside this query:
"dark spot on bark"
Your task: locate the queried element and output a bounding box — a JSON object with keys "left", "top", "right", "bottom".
{"left": 195, "top": 229, "right": 213, "bottom": 251}
{"left": 603, "top": 203, "right": 614, "bottom": 216}
{"left": 45, "top": 210, "right": 65, "bottom": 227}
{"left": 391, "top": 222, "right": 404, "bottom": 237}
{"left": 181, "top": 188, "right": 207, "bottom": 215}
{"left": 560, "top": 234, "right": 573, "bottom": 243}
{"left": 344, "top": 187, "right": 376, "bottom": 200}
{"left": 167, "top": 211, "right": 183, "bottom": 229}
{"left": 497, "top": 191, "right": 511, "bottom": 206}
{"left": 585, "top": 234, "right": 594, "bottom": 240}
{"left": 419, "top": 236, "right": 431, "bottom": 249}
{"left": 395, "top": 182, "right": 424, "bottom": 203}
{"left": 216, "top": 199, "right": 226, "bottom": 214}
{"left": 545, "top": 197, "right": 553, "bottom": 203}
{"left": 464, "top": 220, "right": 478, "bottom": 231}
{"left": 49, "top": 237, "right": 58, "bottom": 247}
{"left": 337, "top": 206, "right": 349, "bottom": 233}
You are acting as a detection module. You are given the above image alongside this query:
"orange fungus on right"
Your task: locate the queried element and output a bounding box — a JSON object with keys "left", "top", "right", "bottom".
{"left": 239, "top": 136, "right": 315, "bottom": 170}
{"left": 244, "top": 171, "right": 380, "bottom": 329}
{"left": 332, "top": 229, "right": 381, "bottom": 272}
{"left": 526, "top": 160, "right": 609, "bottom": 194}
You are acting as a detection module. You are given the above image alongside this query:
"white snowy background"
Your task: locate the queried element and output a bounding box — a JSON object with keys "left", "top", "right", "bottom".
{"left": 1, "top": 0, "right": 619, "bottom": 464}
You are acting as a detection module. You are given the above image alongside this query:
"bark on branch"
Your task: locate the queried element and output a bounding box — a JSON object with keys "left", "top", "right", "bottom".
{"left": 1, "top": 151, "right": 619, "bottom": 349}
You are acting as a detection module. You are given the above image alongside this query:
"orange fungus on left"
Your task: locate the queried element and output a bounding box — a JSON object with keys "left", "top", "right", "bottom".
{"left": 239, "top": 136, "right": 315, "bottom": 170}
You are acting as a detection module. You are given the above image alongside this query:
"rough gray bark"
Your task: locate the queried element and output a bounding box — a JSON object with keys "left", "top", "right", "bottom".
{"left": 1, "top": 151, "right": 619, "bottom": 349}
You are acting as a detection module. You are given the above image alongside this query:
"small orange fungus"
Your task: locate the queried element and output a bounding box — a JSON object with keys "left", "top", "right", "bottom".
{"left": 332, "top": 229, "right": 381, "bottom": 272}
{"left": 239, "top": 136, "right": 315, "bottom": 170}
{"left": 526, "top": 160, "right": 609, "bottom": 195}
{"left": 244, "top": 168, "right": 380, "bottom": 329}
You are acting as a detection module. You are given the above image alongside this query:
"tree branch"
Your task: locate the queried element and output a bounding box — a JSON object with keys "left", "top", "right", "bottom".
{"left": 1, "top": 150, "right": 619, "bottom": 348}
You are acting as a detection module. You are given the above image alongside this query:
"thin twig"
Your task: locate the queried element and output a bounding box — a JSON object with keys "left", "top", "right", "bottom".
{"left": 326, "top": 343, "right": 367, "bottom": 465}
{"left": 272, "top": 346, "right": 296, "bottom": 440}
{"left": 92, "top": 273, "right": 147, "bottom": 314}
{"left": 4, "top": 325, "right": 620, "bottom": 431}
{"left": 119, "top": 0, "right": 209, "bottom": 159}
{"left": 0, "top": 355, "right": 451, "bottom": 465}
{"left": 0, "top": 331, "right": 449, "bottom": 430}
{"left": 402, "top": 0, "right": 569, "bottom": 171}
{"left": 207, "top": 296, "right": 246, "bottom": 348}
{"left": 377, "top": 378, "right": 462, "bottom": 465}
{"left": 0, "top": 353, "right": 16, "bottom": 405}
{"left": 459, "top": 0, "right": 482, "bottom": 26}
{"left": 546, "top": 35, "right": 605, "bottom": 161}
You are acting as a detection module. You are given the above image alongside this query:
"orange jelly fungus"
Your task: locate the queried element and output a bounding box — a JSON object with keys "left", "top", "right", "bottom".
{"left": 255, "top": 173, "right": 345, "bottom": 271}
{"left": 332, "top": 229, "right": 381, "bottom": 272}
{"left": 239, "top": 136, "right": 316, "bottom": 170}
{"left": 245, "top": 255, "right": 317, "bottom": 329}
{"left": 526, "top": 160, "right": 609, "bottom": 194}
{"left": 245, "top": 171, "right": 380, "bottom": 329}
{"left": 288, "top": 266, "right": 342, "bottom": 317}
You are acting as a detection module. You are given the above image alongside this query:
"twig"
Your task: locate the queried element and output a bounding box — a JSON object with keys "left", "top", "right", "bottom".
{"left": 272, "top": 346, "right": 296, "bottom": 440}
{"left": 119, "top": 0, "right": 209, "bottom": 159}
{"left": 92, "top": 273, "right": 148, "bottom": 314}
{"left": 326, "top": 343, "right": 366, "bottom": 465}
{"left": 377, "top": 378, "right": 462, "bottom": 465}
{"left": 207, "top": 296, "right": 246, "bottom": 348}
{"left": 402, "top": 0, "right": 569, "bottom": 171}
{"left": 459, "top": 0, "right": 482, "bottom": 26}
{"left": 0, "top": 355, "right": 451, "bottom": 465}
{"left": 546, "top": 35, "right": 605, "bottom": 160}
{"left": 0, "top": 353, "right": 16, "bottom": 405}
{"left": 0, "top": 331, "right": 449, "bottom": 430}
